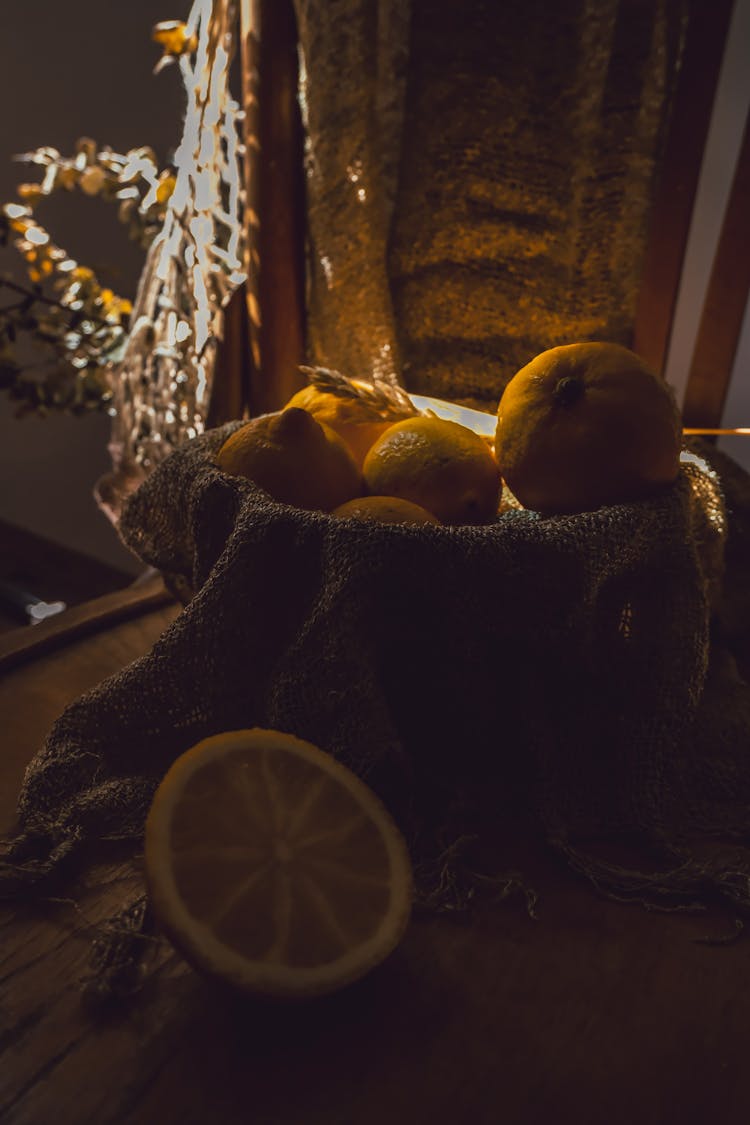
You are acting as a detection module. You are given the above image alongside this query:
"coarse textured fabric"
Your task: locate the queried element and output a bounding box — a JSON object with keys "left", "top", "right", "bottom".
{"left": 295, "top": 0, "right": 410, "bottom": 383}
{"left": 4, "top": 423, "right": 750, "bottom": 933}
{"left": 297, "top": 0, "right": 692, "bottom": 407}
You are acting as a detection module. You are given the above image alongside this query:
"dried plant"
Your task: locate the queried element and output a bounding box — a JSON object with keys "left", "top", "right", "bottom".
{"left": 300, "top": 364, "right": 419, "bottom": 420}
{"left": 0, "top": 0, "right": 245, "bottom": 464}
{"left": 0, "top": 136, "right": 186, "bottom": 416}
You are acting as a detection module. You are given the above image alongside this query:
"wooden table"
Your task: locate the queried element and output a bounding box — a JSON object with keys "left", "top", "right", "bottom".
{"left": 1, "top": 578, "right": 748, "bottom": 1125}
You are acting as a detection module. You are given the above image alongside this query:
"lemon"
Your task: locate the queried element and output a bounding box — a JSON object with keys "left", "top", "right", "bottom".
{"left": 331, "top": 495, "right": 441, "bottom": 526}
{"left": 494, "top": 342, "right": 683, "bottom": 514}
{"left": 215, "top": 407, "right": 362, "bottom": 512}
{"left": 284, "top": 383, "right": 401, "bottom": 467}
{"left": 362, "top": 416, "right": 501, "bottom": 526}
{"left": 144, "top": 729, "right": 413, "bottom": 1000}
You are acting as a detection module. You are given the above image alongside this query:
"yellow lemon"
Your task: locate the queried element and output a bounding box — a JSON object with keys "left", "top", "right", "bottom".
{"left": 284, "top": 383, "right": 402, "bottom": 467}
{"left": 144, "top": 729, "right": 413, "bottom": 999}
{"left": 362, "top": 416, "right": 501, "bottom": 526}
{"left": 494, "top": 342, "right": 682, "bottom": 514}
{"left": 331, "top": 495, "right": 441, "bottom": 525}
{"left": 216, "top": 407, "right": 362, "bottom": 512}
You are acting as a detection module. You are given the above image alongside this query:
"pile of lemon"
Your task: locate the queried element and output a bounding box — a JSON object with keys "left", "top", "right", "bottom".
{"left": 216, "top": 341, "right": 683, "bottom": 521}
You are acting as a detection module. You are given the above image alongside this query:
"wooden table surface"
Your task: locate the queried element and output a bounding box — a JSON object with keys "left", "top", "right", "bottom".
{"left": 1, "top": 578, "right": 749, "bottom": 1125}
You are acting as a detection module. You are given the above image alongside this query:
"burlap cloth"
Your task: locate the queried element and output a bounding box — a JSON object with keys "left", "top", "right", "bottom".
{"left": 297, "top": 0, "right": 693, "bottom": 405}
{"left": 4, "top": 424, "right": 750, "bottom": 939}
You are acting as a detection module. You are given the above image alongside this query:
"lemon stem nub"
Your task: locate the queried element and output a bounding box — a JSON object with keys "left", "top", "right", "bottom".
{"left": 553, "top": 375, "right": 586, "bottom": 408}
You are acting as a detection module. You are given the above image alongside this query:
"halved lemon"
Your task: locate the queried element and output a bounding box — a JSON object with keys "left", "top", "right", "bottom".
{"left": 144, "top": 729, "right": 413, "bottom": 999}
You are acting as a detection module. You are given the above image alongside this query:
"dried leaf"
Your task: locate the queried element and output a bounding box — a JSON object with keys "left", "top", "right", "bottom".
{"left": 152, "top": 21, "right": 198, "bottom": 58}
{"left": 79, "top": 167, "right": 106, "bottom": 197}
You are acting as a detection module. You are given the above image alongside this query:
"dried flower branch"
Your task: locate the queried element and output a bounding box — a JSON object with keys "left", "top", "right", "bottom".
{"left": 0, "top": 0, "right": 245, "bottom": 454}
{"left": 12, "top": 136, "right": 177, "bottom": 250}
{"left": 0, "top": 271, "right": 120, "bottom": 416}
{"left": 0, "top": 135, "right": 180, "bottom": 416}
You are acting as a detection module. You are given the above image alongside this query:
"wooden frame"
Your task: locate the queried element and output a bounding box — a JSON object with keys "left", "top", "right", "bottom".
{"left": 633, "top": 0, "right": 735, "bottom": 379}
{"left": 682, "top": 107, "right": 750, "bottom": 429}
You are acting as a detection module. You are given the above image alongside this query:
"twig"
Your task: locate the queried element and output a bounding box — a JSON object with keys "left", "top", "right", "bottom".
{"left": 0, "top": 276, "right": 119, "bottom": 331}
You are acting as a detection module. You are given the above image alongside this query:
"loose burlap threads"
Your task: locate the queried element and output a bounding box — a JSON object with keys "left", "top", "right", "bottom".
{"left": 4, "top": 420, "right": 750, "bottom": 937}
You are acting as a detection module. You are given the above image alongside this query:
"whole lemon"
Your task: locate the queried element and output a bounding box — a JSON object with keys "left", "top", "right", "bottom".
{"left": 216, "top": 407, "right": 362, "bottom": 512}
{"left": 285, "top": 383, "right": 401, "bottom": 467}
{"left": 331, "top": 495, "right": 441, "bottom": 526}
{"left": 494, "top": 342, "right": 682, "bottom": 515}
{"left": 362, "top": 416, "right": 501, "bottom": 526}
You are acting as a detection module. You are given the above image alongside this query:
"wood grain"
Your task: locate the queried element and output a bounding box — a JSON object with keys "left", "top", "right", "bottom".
{"left": 0, "top": 590, "right": 179, "bottom": 832}
{"left": 0, "top": 574, "right": 175, "bottom": 676}
{"left": 0, "top": 517, "right": 136, "bottom": 635}
{"left": 2, "top": 593, "right": 750, "bottom": 1125}
{"left": 633, "top": 0, "right": 734, "bottom": 376}
{"left": 250, "top": 0, "right": 306, "bottom": 414}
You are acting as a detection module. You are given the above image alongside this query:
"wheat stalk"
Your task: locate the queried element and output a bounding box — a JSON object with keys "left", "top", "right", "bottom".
{"left": 299, "top": 365, "right": 420, "bottom": 420}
